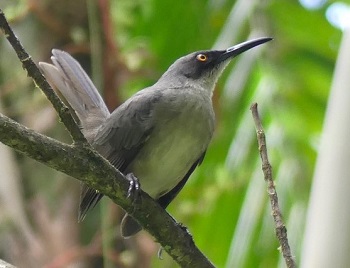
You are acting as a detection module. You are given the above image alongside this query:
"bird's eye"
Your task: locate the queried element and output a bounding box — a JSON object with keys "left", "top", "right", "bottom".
{"left": 196, "top": 54, "right": 208, "bottom": 62}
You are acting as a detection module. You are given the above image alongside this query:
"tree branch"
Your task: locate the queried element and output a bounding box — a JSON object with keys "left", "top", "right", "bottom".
{"left": 0, "top": 258, "right": 16, "bottom": 268}
{"left": 0, "top": 8, "right": 215, "bottom": 268}
{"left": 250, "top": 103, "right": 296, "bottom": 268}
{"left": 0, "top": 9, "right": 85, "bottom": 143}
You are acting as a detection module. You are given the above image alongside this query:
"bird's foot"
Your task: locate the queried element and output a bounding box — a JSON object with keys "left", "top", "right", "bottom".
{"left": 126, "top": 173, "right": 141, "bottom": 202}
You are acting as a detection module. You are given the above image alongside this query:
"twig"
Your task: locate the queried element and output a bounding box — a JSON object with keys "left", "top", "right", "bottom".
{"left": 0, "top": 259, "right": 16, "bottom": 268}
{"left": 0, "top": 9, "right": 85, "bottom": 143}
{"left": 250, "top": 103, "right": 297, "bottom": 268}
{"left": 0, "top": 8, "right": 215, "bottom": 268}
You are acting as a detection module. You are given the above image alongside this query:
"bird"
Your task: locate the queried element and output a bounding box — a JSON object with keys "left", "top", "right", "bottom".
{"left": 39, "top": 37, "right": 272, "bottom": 237}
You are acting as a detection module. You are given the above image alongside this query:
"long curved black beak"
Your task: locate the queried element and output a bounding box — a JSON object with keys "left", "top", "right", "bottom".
{"left": 218, "top": 37, "right": 272, "bottom": 63}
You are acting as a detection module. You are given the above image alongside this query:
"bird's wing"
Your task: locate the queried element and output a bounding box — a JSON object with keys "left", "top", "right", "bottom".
{"left": 156, "top": 151, "right": 206, "bottom": 209}
{"left": 79, "top": 91, "right": 160, "bottom": 221}
{"left": 93, "top": 90, "right": 161, "bottom": 168}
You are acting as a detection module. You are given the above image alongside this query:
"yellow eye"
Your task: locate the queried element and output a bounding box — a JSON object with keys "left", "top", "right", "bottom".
{"left": 196, "top": 54, "right": 208, "bottom": 62}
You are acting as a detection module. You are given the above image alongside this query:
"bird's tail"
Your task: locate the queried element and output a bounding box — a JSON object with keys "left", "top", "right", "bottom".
{"left": 39, "top": 50, "right": 110, "bottom": 221}
{"left": 121, "top": 214, "right": 142, "bottom": 238}
{"left": 39, "top": 49, "right": 110, "bottom": 142}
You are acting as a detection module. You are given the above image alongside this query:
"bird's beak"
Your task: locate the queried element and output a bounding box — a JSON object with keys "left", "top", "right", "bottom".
{"left": 218, "top": 37, "right": 272, "bottom": 63}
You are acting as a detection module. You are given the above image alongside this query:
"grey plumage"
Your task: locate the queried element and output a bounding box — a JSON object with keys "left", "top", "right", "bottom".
{"left": 39, "top": 50, "right": 109, "bottom": 142}
{"left": 39, "top": 37, "right": 271, "bottom": 237}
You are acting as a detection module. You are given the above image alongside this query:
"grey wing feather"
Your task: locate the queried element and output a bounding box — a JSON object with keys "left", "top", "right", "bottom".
{"left": 93, "top": 90, "right": 160, "bottom": 169}
{"left": 79, "top": 90, "right": 161, "bottom": 220}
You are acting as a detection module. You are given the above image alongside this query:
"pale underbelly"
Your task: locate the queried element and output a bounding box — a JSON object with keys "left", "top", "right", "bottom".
{"left": 127, "top": 125, "right": 210, "bottom": 199}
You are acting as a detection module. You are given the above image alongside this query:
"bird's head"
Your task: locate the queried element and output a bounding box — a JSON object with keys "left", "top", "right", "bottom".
{"left": 157, "top": 37, "right": 272, "bottom": 92}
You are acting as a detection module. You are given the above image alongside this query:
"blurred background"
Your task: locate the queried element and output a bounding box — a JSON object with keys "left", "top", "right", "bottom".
{"left": 0, "top": 0, "right": 349, "bottom": 267}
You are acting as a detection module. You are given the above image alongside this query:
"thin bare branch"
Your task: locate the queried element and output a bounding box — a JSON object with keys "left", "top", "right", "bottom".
{"left": 250, "top": 102, "right": 297, "bottom": 268}
{"left": 0, "top": 258, "right": 16, "bottom": 268}
{"left": 0, "top": 9, "right": 85, "bottom": 143}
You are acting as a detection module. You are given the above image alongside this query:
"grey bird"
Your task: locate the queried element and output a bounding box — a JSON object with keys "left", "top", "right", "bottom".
{"left": 39, "top": 37, "right": 272, "bottom": 237}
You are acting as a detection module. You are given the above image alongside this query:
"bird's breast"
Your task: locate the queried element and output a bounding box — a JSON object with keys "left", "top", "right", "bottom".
{"left": 127, "top": 90, "right": 214, "bottom": 198}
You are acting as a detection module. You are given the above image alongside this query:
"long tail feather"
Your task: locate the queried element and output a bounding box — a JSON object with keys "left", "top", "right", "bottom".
{"left": 39, "top": 50, "right": 111, "bottom": 219}
{"left": 39, "top": 49, "right": 110, "bottom": 142}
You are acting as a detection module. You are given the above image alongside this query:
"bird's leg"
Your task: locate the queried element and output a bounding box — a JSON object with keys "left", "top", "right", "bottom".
{"left": 125, "top": 173, "right": 141, "bottom": 202}
{"left": 157, "top": 247, "right": 164, "bottom": 260}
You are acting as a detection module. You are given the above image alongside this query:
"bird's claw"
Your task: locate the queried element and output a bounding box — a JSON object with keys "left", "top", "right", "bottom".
{"left": 126, "top": 173, "right": 140, "bottom": 202}
{"left": 157, "top": 247, "right": 164, "bottom": 260}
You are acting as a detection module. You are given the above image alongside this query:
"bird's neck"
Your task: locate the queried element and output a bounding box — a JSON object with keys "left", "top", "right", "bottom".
{"left": 156, "top": 75, "right": 216, "bottom": 98}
